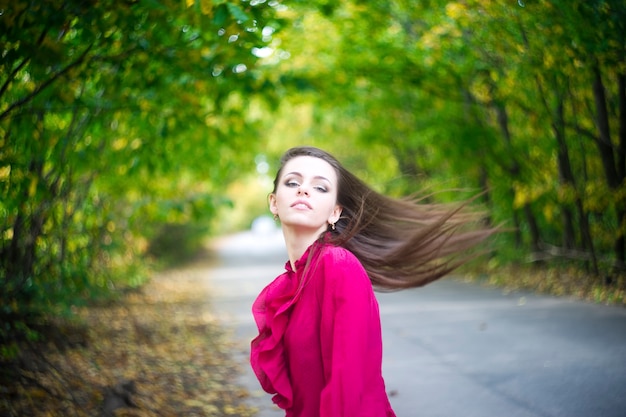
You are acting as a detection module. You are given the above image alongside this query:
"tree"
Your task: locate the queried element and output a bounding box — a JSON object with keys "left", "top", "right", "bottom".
{"left": 259, "top": 0, "right": 626, "bottom": 276}
{"left": 0, "top": 0, "right": 282, "bottom": 353}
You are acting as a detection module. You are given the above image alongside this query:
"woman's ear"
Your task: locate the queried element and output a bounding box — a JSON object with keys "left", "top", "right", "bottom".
{"left": 329, "top": 205, "right": 343, "bottom": 224}
{"left": 268, "top": 193, "right": 278, "bottom": 215}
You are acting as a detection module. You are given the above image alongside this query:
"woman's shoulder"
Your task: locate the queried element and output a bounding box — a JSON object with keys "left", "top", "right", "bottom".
{"left": 319, "top": 243, "right": 356, "bottom": 261}
{"left": 318, "top": 244, "right": 365, "bottom": 273}
{"left": 314, "top": 244, "right": 372, "bottom": 295}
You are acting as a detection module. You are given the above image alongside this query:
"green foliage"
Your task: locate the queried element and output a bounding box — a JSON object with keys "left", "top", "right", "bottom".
{"left": 2, "top": 0, "right": 625, "bottom": 357}
{"left": 0, "top": 0, "right": 281, "bottom": 355}
{"left": 257, "top": 0, "right": 625, "bottom": 279}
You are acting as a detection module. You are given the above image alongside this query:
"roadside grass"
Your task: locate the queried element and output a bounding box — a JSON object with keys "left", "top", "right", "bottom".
{"left": 0, "top": 261, "right": 255, "bottom": 417}
{"left": 463, "top": 261, "right": 626, "bottom": 306}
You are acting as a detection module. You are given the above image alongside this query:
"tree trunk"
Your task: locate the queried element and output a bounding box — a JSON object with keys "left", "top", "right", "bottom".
{"left": 615, "top": 73, "right": 626, "bottom": 269}
{"left": 615, "top": 73, "right": 625, "bottom": 182}
{"left": 552, "top": 92, "right": 598, "bottom": 272}
{"left": 478, "top": 164, "right": 493, "bottom": 227}
{"left": 592, "top": 66, "right": 619, "bottom": 188}
{"left": 553, "top": 98, "right": 577, "bottom": 250}
{"left": 575, "top": 198, "right": 600, "bottom": 275}
{"left": 493, "top": 101, "right": 532, "bottom": 250}
{"left": 523, "top": 203, "right": 541, "bottom": 253}
{"left": 593, "top": 66, "right": 625, "bottom": 270}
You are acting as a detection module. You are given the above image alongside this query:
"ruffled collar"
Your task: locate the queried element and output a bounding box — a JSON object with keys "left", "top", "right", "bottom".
{"left": 284, "top": 243, "right": 313, "bottom": 274}
{"left": 250, "top": 240, "right": 322, "bottom": 409}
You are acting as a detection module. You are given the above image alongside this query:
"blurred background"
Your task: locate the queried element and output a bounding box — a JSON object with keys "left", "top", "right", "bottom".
{"left": 1, "top": 0, "right": 625, "bottom": 378}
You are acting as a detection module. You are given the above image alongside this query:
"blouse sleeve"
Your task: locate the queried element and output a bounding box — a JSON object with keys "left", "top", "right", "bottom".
{"left": 318, "top": 247, "right": 383, "bottom": 416}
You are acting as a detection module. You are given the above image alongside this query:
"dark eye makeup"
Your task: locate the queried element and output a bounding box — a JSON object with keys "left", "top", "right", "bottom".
{"left": 283, "top": 177, "right": 328, "bottom": 193}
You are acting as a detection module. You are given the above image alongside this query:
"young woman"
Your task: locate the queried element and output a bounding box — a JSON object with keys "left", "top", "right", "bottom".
{"left": 250, "top": 146, "right": 495, "bottom": 417}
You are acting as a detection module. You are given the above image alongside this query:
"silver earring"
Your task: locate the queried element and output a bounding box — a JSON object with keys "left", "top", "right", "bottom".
{"left": 331, "top": 222, "right": 336, "bottom": 230}
{"left": 273, "top": 214, "right": 279, "bottom": 221}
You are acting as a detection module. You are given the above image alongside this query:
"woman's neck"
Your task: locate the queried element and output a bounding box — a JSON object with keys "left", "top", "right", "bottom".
{"left": 281, "top": 226, "right": 326, "bottom": 271}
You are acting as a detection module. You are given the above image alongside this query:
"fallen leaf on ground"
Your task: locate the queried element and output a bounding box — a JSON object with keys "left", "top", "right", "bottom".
{"left": 1, "top": 261, "right": 257, "bottom": 417}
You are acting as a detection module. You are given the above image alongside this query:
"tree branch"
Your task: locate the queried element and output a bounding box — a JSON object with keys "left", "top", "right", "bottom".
{"left": 0, "top": 42, "right": 95, "bottom": 122}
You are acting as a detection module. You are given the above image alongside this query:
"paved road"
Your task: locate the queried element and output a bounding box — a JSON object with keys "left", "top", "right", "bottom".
{"left": 206, "top": 229, "right": 626, "bottom": 417}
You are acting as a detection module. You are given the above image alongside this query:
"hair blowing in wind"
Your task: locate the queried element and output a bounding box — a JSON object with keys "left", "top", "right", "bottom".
{"left": 272, "top": 146, "right": 498, "bottom": 291}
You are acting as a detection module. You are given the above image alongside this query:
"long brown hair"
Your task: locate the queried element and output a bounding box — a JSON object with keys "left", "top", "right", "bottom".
{"left": 272, "top": 146, "right": 497, "bottom": 291}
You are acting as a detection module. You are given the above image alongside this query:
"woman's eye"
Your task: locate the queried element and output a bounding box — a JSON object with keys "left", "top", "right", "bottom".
{"left": 285, "top": 180, "right": 300, "bottom": 187}
{"left": 314, "top": 185, "right": 327, "bottom": 193}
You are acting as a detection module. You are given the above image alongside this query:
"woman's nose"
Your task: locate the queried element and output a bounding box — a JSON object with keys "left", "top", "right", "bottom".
{"left": 297, "top": 185, "right": 309, "bottom": 196}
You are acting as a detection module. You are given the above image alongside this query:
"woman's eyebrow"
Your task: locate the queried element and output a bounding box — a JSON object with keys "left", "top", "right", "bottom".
{"left": 283, "top": 172, "right": 331, "bottom": 183}
{"left": 314, "top": 176, "right": 331, "bottom": 184}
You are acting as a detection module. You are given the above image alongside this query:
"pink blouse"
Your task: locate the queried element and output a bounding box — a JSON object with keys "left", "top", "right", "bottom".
{"left": 251, "top": 241, "right": 396, "bottom": 417}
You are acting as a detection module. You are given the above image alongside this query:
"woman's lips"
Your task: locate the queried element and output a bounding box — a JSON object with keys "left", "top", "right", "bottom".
{"left": 291, "top": 200, "right": 312, "bottom": 209}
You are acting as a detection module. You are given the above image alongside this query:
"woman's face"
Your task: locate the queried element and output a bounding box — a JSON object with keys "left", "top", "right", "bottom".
{"left": 269, "top": 156, "right": 342, "bottom": 234}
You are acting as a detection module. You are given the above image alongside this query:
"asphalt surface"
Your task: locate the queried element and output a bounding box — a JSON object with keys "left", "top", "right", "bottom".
{"left": 206, "top": 227, "right": 626, "bottom": 417}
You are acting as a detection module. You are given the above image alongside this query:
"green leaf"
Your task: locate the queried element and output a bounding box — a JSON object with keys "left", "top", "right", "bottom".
{"left": 226, "top": 3, "right": 249, "bottom": 23}
{"left": 213, "top": 4, "right": 229, "bottom": 26}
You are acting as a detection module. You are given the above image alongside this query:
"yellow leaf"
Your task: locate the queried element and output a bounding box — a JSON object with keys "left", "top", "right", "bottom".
{"left": 0, "top": 165, "right": 10, "bottom": 180}
{"left": 28, "top": 177, "right": 38, "bottom": 197}
{"left": 200, "top": 0, "right": 212, "bottom": 14}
